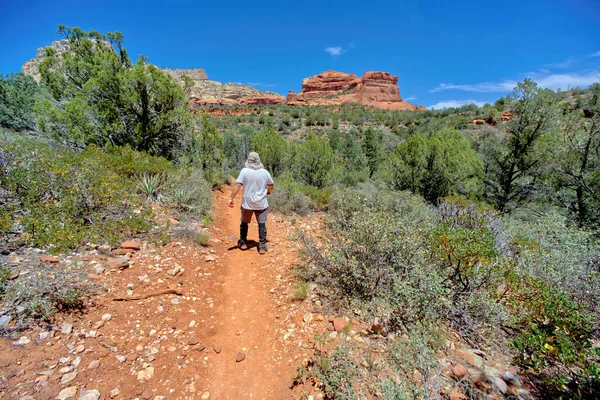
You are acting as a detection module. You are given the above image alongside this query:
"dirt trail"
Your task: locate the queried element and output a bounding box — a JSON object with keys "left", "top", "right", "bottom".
{"left": 199, "top": 190, "right": 305, "bottom": 398}
{"left": 0, "top": 190, "right": 313, "bottom": 399}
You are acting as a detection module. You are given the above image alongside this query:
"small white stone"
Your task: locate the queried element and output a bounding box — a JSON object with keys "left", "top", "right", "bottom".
{"left": 101, "top": 314, "right": 112, "bottom": 321}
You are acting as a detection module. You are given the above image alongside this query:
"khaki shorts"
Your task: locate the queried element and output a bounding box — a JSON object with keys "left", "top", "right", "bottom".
{"left": 240, "top": 207, "right": 268, "bottom": 224}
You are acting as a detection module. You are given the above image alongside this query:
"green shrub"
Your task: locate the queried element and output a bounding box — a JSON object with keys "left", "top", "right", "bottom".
{"left": 3, "top": 261, "right": 96, "bottom": 323}
{"left": 379, "top": 328, "right": 443, "bottom": 400}
{"left": 163, "top": 167, "right": 213, "bottom": 219}
{"left": 293, "top": 280, "right": 309, "bottom": 300}
{"left": 268, "top": 177, "right": 314, "bottom": 216}
{"left": 510, "top": 275, "right": 599, "bottom": 396}
{"left": 0, "top": 137, "right": 168, "bottom": 252}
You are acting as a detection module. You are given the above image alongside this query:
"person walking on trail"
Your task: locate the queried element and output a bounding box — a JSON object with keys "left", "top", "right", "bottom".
{"left": 228, "top": 152, "right": 274, "bottom": 254}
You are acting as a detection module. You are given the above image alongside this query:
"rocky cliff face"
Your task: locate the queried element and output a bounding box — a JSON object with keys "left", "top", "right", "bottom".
{"left": 21, "top": 39, "right": 71, "bottom": 82}
{"left": 21, "top": 40, "right": 285, "bottom": 105}
{"left": 160, "top": 68, "right": 284, "bottom": 104}
{"left": 287, "top": 70, "right": 424, "bottom": 111}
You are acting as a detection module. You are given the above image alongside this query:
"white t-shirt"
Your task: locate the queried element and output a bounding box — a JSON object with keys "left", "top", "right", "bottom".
{"left": 236, "top": 168, "right": 274, "bottom": 210}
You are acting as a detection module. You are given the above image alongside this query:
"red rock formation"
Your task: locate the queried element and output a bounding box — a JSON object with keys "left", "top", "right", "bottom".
{"left": 238, "top": 95, "right": 286, "bottom": 105}
{"left": 191, "top": 95, "right": 284, "bottom": 107}
{"left": 288, "top": 70, "right": 424, "bottom": 111}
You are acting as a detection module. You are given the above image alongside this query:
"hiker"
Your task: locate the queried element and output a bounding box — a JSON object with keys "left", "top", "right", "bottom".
{"left": 228, "top": 152, "right": 274, "bottom": 254}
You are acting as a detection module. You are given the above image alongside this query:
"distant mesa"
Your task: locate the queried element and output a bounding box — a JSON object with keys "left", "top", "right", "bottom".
{"left": 21, "top": 41, "right": 422, "bottom": 111}
{"left": 287, "top": 70, "right": 425, "bottom": 111}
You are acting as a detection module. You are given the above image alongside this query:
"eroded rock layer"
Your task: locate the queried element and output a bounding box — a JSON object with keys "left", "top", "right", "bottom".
{"left": 287, "top": 70, "right": 424, "bottom": 110}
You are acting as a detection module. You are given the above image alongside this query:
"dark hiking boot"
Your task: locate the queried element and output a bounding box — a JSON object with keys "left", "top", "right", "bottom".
{"left": 239, "top": 222, "right": 248, "bottom": 250}
{"left": 258, "top": 223, "right": 267, "bottom": 254}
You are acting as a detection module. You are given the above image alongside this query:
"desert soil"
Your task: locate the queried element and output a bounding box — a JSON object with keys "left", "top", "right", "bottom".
{"left": 0, "top": 190, "right": 324, "bottom": 399}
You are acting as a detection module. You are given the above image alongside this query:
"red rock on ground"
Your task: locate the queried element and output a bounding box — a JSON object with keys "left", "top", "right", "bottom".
{"left": 120, "top": 240, "right": 141, "bottom": 250}
{"left": 450, "top": 389, "right": 467, "bottom": 400}
{"left": 111, "top": 248, "right": 134, "bottom": 256}
{"left": 333, "top": 317, "right": 346, "bottom": 332}
{"left": 106, "top": 257, "right": 129, "bottom": 269}
{"left": 39, "top": 255, "right": 59, "bottom": 264}
{"left": 452, "top": 363, "right": 468, "bottom": 379}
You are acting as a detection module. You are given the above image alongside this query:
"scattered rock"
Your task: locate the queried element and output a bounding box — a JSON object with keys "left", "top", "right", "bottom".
{"left": 40, "top": 255, "right": 59, "bottom": 264}
{"left": 56, "top": 386, "right": 78, "bottom": 400}
{"left": 449, "top": 390, "right": 467, "bottom": 400}
{"left": 88, "top": 360, "right": 100, "bottom": 370}
{"left": 503, "top": 370, "right": 521, "bottom": 386}
{"left": 188, "top": 335, "right": 199, "bottom": 345}
{"left": 303, "top": 313, "right": 313, "bottom": 324}
{"left": 0, "top": 315, "right": 12, "bottom": 328}
{"left": 333, "top": 317, "right": 345, "bottom": 332}
{"left": 452, "top": 364, "right": 468, "bottom": 380}
{"left": 201, "top": 392, "right": 210, "bottom": 400}
{"left": 236, "top": 352, "right": 245, "bottom": 362}
{"left": 456, "top": 349, "right": 484, "bottom": 368}
{"left": 78, "top": 389, "right": 100, "bottom": 400}
{"left": 204, "top": 255, "right": 216, "bottom": 262}
{"left": 60, "top": 371, "right": 77, "bottom": 384}
{"left": 141, "top": 387, "right": 154, "bottom": 399}
{"left": 111, "top": 248, "right": 133, "bottom": 256}
{"left": 61, "top": 323, "right": 73, "bottom": 335}
{"left": 106, "top": 257, "right": 129, "bottom": 270}
{"left": 489, "top": 376, "right": 508, "bottom": 394}
{"left": 137, "top": 366, "right": 154, "bottom": 381}
{"left": 120, "top": 240, "right": 141, "bottom": 250}
{"left": 101, "top": 313, "right": 112, "bottom": 321}
{"left": 15, "top": 336, "right": 30, "bottom": 346}
{"left": 213, "top": 347, "right": 221, "bottom": 354}
{"left": 109, "top": 388, "right": 120, "bottom": 398}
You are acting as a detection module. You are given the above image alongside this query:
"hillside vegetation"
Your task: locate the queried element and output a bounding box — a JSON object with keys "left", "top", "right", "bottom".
{"left": 1, "top": 25, "right": 599, "bottom": 399}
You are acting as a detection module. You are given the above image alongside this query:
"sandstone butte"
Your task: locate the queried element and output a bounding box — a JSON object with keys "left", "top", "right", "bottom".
{"left": 287, "top": 70, "right": 425, "bottom": 111}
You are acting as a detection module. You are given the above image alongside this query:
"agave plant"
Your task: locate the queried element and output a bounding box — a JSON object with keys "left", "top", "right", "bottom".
{"left": 171, "top": 187, "right": 195, "bottom": 211}
{"left": 138, "top": 173, "right": 162, "bottom": 201}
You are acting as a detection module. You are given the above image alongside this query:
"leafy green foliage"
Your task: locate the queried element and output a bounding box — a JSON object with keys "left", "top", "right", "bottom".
{"left": 550, "top": 82, "right": 600, "bottom": 228}
{"left": 0, "top": 137, "right": 167, "bottom": 252}
{"left": 384, "top": 128, "right": 483, "bottom": 203}
{"left": 37, "top": 26, "right": 192, "bottom": 159}
{"left": 0, "top": 73, "right": 48, "bottom": 131}
{"left": 182, "top": 116, "right": 224, "bottom": 187}
{"left": 291, "top": 132, "right": 336, "bottom": 188}
{"left": 482, "top": 79, "right": 559, "bottom": 213}
{"left": 251, "top": 126, "right": 288, "bottom": 176}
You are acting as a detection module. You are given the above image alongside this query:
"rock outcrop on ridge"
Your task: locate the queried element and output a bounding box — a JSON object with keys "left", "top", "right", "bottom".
{"left": 21, "top": 40, "right": 285, "bottom": 105}
{"left": 287, "top": 70, "right": 424, "bottom": 110}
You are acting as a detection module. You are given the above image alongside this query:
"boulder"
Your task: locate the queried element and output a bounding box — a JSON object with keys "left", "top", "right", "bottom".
{"left": 333, "top": 317, "right": 346, "bottom": 332}
{"left": 120, "top": 240, "right": 141, "bottom": 250}
{"left": 106, "top": 257, "right": 129, "bottom": 269}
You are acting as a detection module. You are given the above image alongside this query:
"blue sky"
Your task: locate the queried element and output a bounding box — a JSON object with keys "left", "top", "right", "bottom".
{"left": 1, "top": 0, "right": 599, "bottom": 109}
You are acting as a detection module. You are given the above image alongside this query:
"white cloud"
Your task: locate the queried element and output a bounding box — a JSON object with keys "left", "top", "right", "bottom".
{"left": 404, "top": 95, "right": 417, "bottom": 101}
{"left": 428, "top": 100, "right": 486, "bottom": 110}
{"left": 431, "top": 72, "right": 599, "bottom": 94}
{"left": 529, "top": 71, "right": 600, "bottom": 91}
{"left": 325, "top": 46, "right": 347, "bottom": 56}
{"left": 431, "top": 81, "right": 517, "bottom": 93}
{"left": 590, "top": 51, "right": 600, "bottom": 57}
{"left": 544, "top": 59, "right": 574, "bottom": 69}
